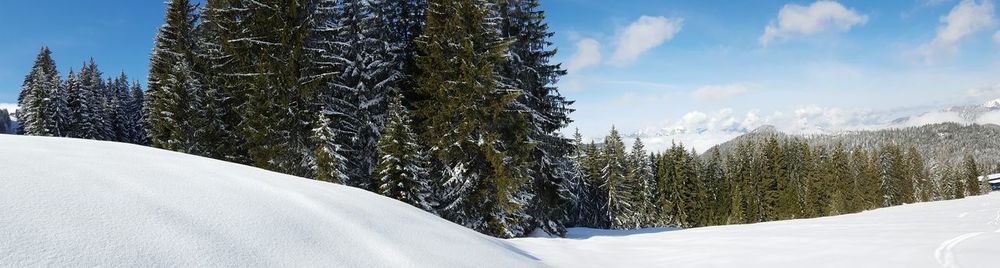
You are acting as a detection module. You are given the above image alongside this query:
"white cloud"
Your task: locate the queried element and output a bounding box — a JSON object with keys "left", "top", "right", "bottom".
{"left": 760, "top": 1, "right": 868, "bottom": 46}
{"left": 690, "top": 83, "right": 752, "bottom": 101}
{"left": 610, "top": 16, "right": 683, "bottom": 66}
{"left": 916, "top": 0, "right": 996, "bottom": 64}
{"left": 565, "top": 38, "right": 602, "bottom": 72}
{"left": 994, "top": 31, "right": 1000, "bottom": 45}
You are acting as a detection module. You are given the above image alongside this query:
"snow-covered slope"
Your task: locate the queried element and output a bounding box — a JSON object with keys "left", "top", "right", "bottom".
{"left": 0, "top": 135, "right": 541, "bottom": 267}
{"left": 4, "top": 134, "right": 998, "bottom": 267}
{"left": 511, "top": 193, "right": 1000, "bottom": 268}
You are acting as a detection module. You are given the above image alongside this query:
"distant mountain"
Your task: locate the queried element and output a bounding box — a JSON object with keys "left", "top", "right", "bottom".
{"left": 625, "top": 98, "right": 1000, "bottom": 153}
{"left": 888, "top": 98, "right": 1000, "bottom": 127}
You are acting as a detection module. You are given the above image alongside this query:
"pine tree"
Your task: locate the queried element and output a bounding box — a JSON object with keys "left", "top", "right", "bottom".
{"left": 627, "top": 137, "right": 654, "bottom": 227}
{"left": 726, "top": 141, "right": 754, "bottom": 224}
{"left": 192, "top": 0, "right": 248, "bottom": 163}
{"left": 962, "top": 154, "right": 982, "bottom": 196}
{"left": 760, "top": 136, "right": 786, "bottom": 221}
{"left": 17, "top": 47, "right": 62, "bottom": 136}
{"left": 373, "top": 94, "right": 433, "bottom": 210}
{"left": 310, "top": 111, "right": 347, "bottom": 184}
{"left": 600, "top": 127, "right": 633, "bottom": 229}
{"left": 74, "top": 59, "right": 109, "bottom": 140}
{"left": 415, "top": 0, "right": 532, "bottom": 238}
{"left": 125, "top": 82, "right": 147, "bottom": 144}
{"left": 147, "top": 0, "right": 200, "bottom": 152}
{"left": 565, "top": 129, "right": 588, "bottom": 227}
{"left": 323, "top": 0, "right": 403, "bottom": 187}
{"left": 907, "top": 146, "right": 932, "bottom": 202}
{"left": 222, "top": 0, "right": 335, "bottom": 177}
{"left": 496, "top": 0, "right": 574, "bottom": 236}
{"left": 703, "top": 147, "right": 730, "bottom": 225}
{"left": 580, "top": 140, "right": 607, "bottom": 228}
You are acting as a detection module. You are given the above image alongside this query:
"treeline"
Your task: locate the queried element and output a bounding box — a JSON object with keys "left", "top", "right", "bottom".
{"left": 569, "top": 127, "right": 995, "bottom": 229}
{"left": 142, "top": 0, "right": 573, "bottom": 238}
{"left": 15, "top": 47, "right": 146, "bottom": 144}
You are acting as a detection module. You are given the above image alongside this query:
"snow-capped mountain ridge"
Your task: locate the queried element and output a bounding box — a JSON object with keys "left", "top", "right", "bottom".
{"left": 623, "top": 98, "right": 1000, "bottom": 153}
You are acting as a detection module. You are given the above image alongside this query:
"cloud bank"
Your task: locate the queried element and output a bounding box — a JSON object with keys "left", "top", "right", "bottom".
{"left": 610, "top": 16, "right": 683, "bottom": 66}
{"left": 916, "top": 0, "right": 995, "bottom": 64}
{"left": 760, "top": 1, "right": 868, "bottom": 46}
{"left": 565, "top": 38, "right": 602, "bottom": 72}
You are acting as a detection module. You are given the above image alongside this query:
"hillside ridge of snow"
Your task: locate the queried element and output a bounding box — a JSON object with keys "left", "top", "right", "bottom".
{"left": 0, "top": 135, "right": 542, "bottom": 267}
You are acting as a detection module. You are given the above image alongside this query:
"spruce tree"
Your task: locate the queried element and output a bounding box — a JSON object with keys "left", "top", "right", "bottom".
{"left": 147, "top": 0, "right": 200, "bottom": 152}
{"left": 323, "top": 0, "right": 403, "bottom": 187}
{"left": 627, "top": 138, "right": 654, "bottom": 227}
{"left": 192, "top": 0, "right": 248, "bottom": 163}
{"left": 703, "top": 147, "right": 730, "bottom": 225}
{"left": 496, "top": 0, "right": 575, "bottom": 236}
{"left": 17, "top": 47, "right": 62, "bottom": 136}
{"left": 310, "top": 111, "right": 347, "bottom": 184}
{"left": 74, "top": 59, "right": 109, "bottom": 140}
{"left": 373, "top": 94, "right": 433, "bottom": 210}
{"left": 600, "top": 127, "right": 632, "bottom": 229}
{"left": 962, "top": 154, "right": 982, "bottom": 196}
{"left": 907, "top": 146, "right": 932, "bottom": 202}
{"left": 415, "top": 0, "right": 532, "bottom": 238}
{"left": 222, "top": 0, "right": 335, "bottom": 177}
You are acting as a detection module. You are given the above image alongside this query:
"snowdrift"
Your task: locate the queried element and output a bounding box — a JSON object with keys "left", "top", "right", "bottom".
{"left": 0, "top": 135, "right": 541, "bottom": 267}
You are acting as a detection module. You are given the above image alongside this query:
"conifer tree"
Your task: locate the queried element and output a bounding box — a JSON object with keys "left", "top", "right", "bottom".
{"left": 221, "top": 0, "right": 335, "bottom": 177}
{"left": 74, "top": 60, "right": 109, "bottom": 140}
{"left": 703, "top": 147, "right": 730, "bottom": 225}
{"left": 496, "top": 0, "right": 575, "bottom": 235}
{"left": 322, "top": 0, "right": 405, "bottom": 187}
{"left": 760, "top": 137, "right": 786, "bottom": 221}
{"left": 190, "top": 0, "right": 248, "bottom": 163}
{"left": 373, "top": 94, "right": 433, "bottom": 210}
{"left": 580, "top": 140, "right": 607, "bottom": 228}
{"left": 415, "top": 0, "right": 532, "bottom": 237}
{"left": 310, "top": 110, "right": 346, "bottom": 184}
{"left": 17, "top": 47, "right": 63, "bottom": 136}
{"left": 147, "top": 0, "right": 201, "bottom": 153}
{"left": 600, "top": 127, "right": 633, "bottom": 229}
{"left": 627, "top": 138, "right": 654, "bottom": 227}
{"left": 907, "top": 146, "right": 932, "bottom": 202}
{"left": 125, "top": 82, "right": 147, "bottom": 144}
{"left": 962, "top": 154, "right": 982, "bottom": 196}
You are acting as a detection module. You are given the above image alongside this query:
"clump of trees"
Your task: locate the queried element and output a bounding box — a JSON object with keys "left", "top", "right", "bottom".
{"left": 569, "top": 128, "right": 994, "bottom": 229}
{"left": 15, "top": 47, "right": 145, "bottom": 144}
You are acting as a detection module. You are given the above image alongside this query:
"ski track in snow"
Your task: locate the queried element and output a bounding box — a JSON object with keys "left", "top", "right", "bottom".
{"left": 957, "top": 212, "right": 968, "bottom": 218}
{"left": 934, "top": 232, "right": 982, "bottom": 268}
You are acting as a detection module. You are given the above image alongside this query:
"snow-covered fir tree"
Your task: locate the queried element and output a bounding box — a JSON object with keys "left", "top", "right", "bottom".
{"left": 73, "top": 60, "right": 110, "bottom": 140}
{"left": 17, "top": 47, "right": 63, "bottom": 136}
{"left": 496, "top": 0, "right": 575, "bottom": 236}
{"left": 415, "top": 0, "right": 533, "bottom": 238}
{"left": 146, "top": 0, "right": 200, "bottom": 153}
{"left": 373, "top": 94, "right": 433, "bottom": 211}
{"left": 310, "top": 110, "right": 347, "bottom": 184}
{"left": 600, "top": 127, "right": 633, "bottom": 229}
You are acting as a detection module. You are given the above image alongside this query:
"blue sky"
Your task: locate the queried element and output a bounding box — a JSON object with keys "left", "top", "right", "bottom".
{"left": 3, "top": 0, "right": 1000, "bottom": 147}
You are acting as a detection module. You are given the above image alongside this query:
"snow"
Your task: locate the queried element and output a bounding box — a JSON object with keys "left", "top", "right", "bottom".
{"left": 0, "top": 135, "right": 541, "bottom": 267}
{"left": 510, "top": 193, "right": 1000, "bottom": 268}
{"left": 4, "top": 134, "right": 1000, "bottom": 267}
